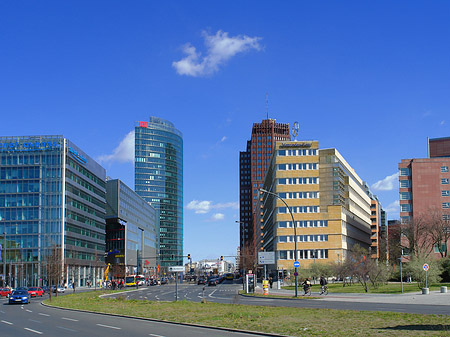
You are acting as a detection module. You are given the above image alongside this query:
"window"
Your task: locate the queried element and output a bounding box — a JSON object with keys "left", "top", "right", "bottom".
{"left": 400, "top": 204, "right": 412, "bottom": 212}
{"left": 399, "top": 168, "right": 410, "bottom": 176}
{"left": 399, "top": 180, "right": 411, "bottom": 188}
{"left": 442, "top": 178, "right": 449, "bottom": 185}
{"left": 400, "top": 192, "right": 411, "bottom": 200}
{"left": 442, "top": 190, "right": 449, "bottom": 197}
{"left": 434, "top": 243, "right": 447, "bottom": 253}
{"left": 442, "top": 166, "right": 449, "bottom": 173}
{"left": 443, "top": 202, "right": 450, "bottom": 209}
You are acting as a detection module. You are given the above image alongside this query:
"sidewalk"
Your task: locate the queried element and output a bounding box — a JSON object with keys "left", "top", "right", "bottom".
{"left": 254, "top": 286, "right": 450, "bottom": 306}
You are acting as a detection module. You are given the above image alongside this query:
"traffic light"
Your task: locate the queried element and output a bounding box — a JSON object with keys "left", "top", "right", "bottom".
{"left": 220, "top": 256, "right": 223, "bottom": 261}
{"left": 188, "top": 254, "right": 191, "bottom": 260}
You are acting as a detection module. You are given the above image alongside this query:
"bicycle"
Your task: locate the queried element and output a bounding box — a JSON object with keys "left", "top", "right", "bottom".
{"left": 320, "top": 285, "right": 328, "bottom": 295}
{"left": 302, "top": 285, "right": 311, "bottom": 296}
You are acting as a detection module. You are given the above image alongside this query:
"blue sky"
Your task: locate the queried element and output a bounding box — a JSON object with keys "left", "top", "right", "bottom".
{"left": 1, "top": 1, "right": 449, "bottom": 261}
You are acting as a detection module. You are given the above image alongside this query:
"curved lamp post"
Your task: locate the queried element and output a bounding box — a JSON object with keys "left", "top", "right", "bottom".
{"left": 259, "top": 188, "right": 298, "bottom": 297}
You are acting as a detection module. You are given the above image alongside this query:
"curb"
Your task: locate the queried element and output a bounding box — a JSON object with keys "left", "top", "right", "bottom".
{"left": 239, "top": 292, "right": 322, "bottom": 301}
{"left": 40, "top": 300, "right": 290, "bottom": 337}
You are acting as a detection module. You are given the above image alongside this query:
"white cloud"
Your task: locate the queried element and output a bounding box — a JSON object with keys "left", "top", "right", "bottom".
{"left": 187, "top": 200, "right": 212, "bottom": 214}
{"left": 172, "top": 30, "right": 262, "bottom": 77}
{"left": 186, "top": 200, "right": 238, "bottom": 214}
{"left": 220, "top": 136, "right": 227, "bottom": 143}
{"left": 385, "top": 200, "right": 400, "bottom": 214}
{"left": 97, "top": 130, "right": 134, "bottom": 163}
{"left": 371, "top": 172, "right": 399, "bottom": 191}
{"left": 441, "top": 120, "right": 446, "bottom": 126}
{"left": 211, "top": 213, "right": 225, "bottom": 221}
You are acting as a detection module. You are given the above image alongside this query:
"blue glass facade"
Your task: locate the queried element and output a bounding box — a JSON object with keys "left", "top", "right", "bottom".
{"left": 0, "top": 136, "right": 106, "bottom": 287}
{"left": 135, "top": 117, "right": 183, "bottom": 267}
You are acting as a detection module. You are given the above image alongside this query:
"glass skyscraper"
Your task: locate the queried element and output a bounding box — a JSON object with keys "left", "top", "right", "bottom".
{"left": 0, "top": 135, "right": 106, "bottom": 288}
{"left": 135, "top": 117, "right": 183, "bottom": 267}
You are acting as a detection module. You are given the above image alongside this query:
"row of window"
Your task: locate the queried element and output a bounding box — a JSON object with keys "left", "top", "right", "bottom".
{"left": 278, "top": 206, "right": 320, "bottom": 214}
{"left": 278, "top": 220, "right": 328, "bottom": 228}
{"left": 278, "top": 249, "right": 328, "bottom": 260}
{"left": 279, "top": 192, "right": 319, "bottom": 199}
{"left": 278, "top": 177, "right": 319, "bottom": 185}
{"left": 278, "top": 163, "right": 318, "bottom": 171}
{"left": 402, "top": 202, "right": 450, "bottom": 212}
{"left": 400, "top": 166, "right": 449, "bottom": 176}
{"left": 278, "top": 149, "right": 318, "bottom": 156}
{"left": 278, "top": 235, "right": 328, "bottom": 243}
{"left": 0, "top": 166, "right": 40, "bottom": 180}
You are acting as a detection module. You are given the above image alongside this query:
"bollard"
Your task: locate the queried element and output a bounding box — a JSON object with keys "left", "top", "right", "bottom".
{"left": 441, "top": 286, "right": 447, "bottom": 293}
{"left": 422, "top": 288, "right": 429, "bottom": 295}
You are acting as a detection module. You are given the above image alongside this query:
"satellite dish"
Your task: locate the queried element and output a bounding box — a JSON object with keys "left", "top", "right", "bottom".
{"left": 291, "top": 122, "right": 299, "bottom": 141}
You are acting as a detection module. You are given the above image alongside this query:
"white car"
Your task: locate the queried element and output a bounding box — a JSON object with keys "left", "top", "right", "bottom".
{"left": 51, "top": 286, "right": 65, "bottom": 293}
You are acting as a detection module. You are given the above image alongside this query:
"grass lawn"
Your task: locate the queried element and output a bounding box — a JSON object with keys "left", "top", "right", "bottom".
{"left": 282, "top": 282, "right": 450, "bottom": 294}
{"left": 44, "top": 291, "right": 450, "bottom": 336}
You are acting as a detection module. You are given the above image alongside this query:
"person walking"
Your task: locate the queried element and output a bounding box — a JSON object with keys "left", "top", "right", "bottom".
{"left": 73, "top": 282, "right": 76, "bottom": 293}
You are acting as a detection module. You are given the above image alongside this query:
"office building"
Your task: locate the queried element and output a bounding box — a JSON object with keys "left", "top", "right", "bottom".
{"left": 239, "top": 118, "right": 290, "bottom": 269}
{"left": 368, "top": 196, "right": 387, "bottom": 260}
{"left": 135, "top": 117, "right": 183, "bottom": 268}
{"left": 105, "top": 179, "right": 159, "bottom": 279}
{"left": 398, "top": 137, "right": 450, "bottom": 257}
{"left": 259, "top": 141, "right": 372, "bottom": 273}
{"left": 0, "top": 135, "right": 106, "bottom": 288}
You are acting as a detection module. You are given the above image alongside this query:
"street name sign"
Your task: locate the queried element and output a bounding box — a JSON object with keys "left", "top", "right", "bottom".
{"left": 169, "top": 266, "right": 185, "bottom": 272}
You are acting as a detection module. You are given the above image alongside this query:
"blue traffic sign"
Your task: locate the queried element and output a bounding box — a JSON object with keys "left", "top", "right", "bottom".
{"left": 293, "top": 261, "right": 300, "bottom": 268}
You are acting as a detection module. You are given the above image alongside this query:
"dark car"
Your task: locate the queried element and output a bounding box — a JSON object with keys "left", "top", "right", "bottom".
{"left": 208, "top": 278, "right": 218, "bottom": 286}
{"left": 197, "top": 277, "right": 206, "bottom": 285}
{"left": 15, "top": 287, "right": 28, "bottom": 291}
{"left": 42, "top": 286, "right": 51, "bottom": 294}
{"left": 9, "top": 290, "right": 30, "bottom": 304}
{"left": 160, "top": 278, "right": 168, "bottom": 285}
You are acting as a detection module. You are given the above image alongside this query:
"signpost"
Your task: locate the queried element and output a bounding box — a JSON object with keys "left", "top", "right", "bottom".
{"left": 258, "top": 252, "right": 275, "bottom": 280}
{"left": 423, "top": 263, "right": 429, "bottom": 290}
{"left": 169, "top": 266, "right": 185, "bottom": 301}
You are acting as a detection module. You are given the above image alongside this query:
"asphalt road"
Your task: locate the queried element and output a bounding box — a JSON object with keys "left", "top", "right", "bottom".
{"left": 0, "top": 293, "right": 277, "bottom": 337}
{"left": 110, "top": 281, "right": 450, "bottom": 315}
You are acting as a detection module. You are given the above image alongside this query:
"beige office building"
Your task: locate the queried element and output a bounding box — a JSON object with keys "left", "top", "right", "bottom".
{"left": 259, "top": 141, "right": 372, "bottom": 272}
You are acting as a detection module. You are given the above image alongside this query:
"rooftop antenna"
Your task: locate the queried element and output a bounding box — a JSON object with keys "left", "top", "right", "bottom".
{"left": 266, "top": 92, "right": 269, "bottom": 119}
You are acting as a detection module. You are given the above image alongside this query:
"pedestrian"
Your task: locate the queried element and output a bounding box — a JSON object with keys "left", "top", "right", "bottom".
{"left": 73, "top": 282, "right": 76, "bottom": 293}
{"left": 269, "top": 277, "right": 273, "bottom": 289}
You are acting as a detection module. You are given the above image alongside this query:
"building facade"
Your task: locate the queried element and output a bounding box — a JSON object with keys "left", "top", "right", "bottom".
{"left": 368, "top": 197, "right": 387, "bottom": 260}
{"left": 259, "top": 141, "right": 372, "bottom": 273}
{"left": 0, "top": 135, "right": 106, "bottom": 288}
{"left": 105, "top": 179, "right": 159, "bottom": 279}
{"left": 239, "top": 118, "right": 290, "bottom": 269}
{"left": 135, "top": 117, "right": 183, "bottom": 268}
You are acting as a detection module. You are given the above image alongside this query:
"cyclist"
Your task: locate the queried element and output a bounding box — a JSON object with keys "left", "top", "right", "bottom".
{"left": 320, "top": 276, "right": 328, "bottom": 295}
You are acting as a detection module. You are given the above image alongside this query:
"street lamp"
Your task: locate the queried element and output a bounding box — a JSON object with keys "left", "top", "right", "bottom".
{"left": 259, "top": 188, "right": 299, "bottom": 297}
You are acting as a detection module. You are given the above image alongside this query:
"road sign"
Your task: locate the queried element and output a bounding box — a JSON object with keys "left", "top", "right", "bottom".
{"left": 169, "top": 266, "right": 185, "bottom": 272}
{"left": 294, "top": 272, "right": 298, "bottom": 277}
{"left": 293, "top": 261, "right": 300, "bottom": 268}
{"left": 423, "top": 263, "right": 429, "bottom": 271}
{"left": 258, "top": 252, "right": 275, "bottom": 264}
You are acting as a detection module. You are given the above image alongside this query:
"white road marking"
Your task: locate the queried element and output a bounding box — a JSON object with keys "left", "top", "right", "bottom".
{"left": 26, "top": 309, "right": 33, "bottom": 312}
{"left": 96, "top": 323, "right": 121, "bottom": 330}
{"left": 57, "top": 326, "right": 77, "bottom": 332}
{"left": 29, "top": 319, "right": 41, "bottom": 324}
{"left": 24, "top": 327, "right": 43, "bottom": 334}
{"left": 38, "top": 313, "right": 50, "bottom": 317}
{"left": 62, "top": 317, "right": 79, "bottom": 322}
{"left": 1, "top": 320, "right": 13, "bottom": 325}
{"left": 0, "top": 310, "right": 5, "bottom": 313}
{"left": 149, "top": 334, "right": 165, "bottom": 337}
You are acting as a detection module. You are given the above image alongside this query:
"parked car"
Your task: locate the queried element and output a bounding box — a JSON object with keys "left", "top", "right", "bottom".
{"left": 160, "top": 278, "right": 168, "bottom": 285}
{"left": 208, "top": 278, "right": 218, "bottom": 286}
{"left": 15, "top": 287, "right": 28, "bottom": 291}
{"left": 0, "top": 288, "right": 12, "bottom": 298}
{"left": 42, "top": 286, "right": 51, "bottom": 294}
{"left": 197, "top": 277, "right": 206, "bottom": 285}
{"left": 28, "top": 287, "right": 44, "bottom": 297}
{"left": 9, "top": 290, "right": 30, "bottom": 304}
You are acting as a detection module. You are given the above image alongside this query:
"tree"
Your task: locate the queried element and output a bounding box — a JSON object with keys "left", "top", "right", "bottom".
{"left": 403, "top": 254, "right": 443, "bottom": 289}
{"left": 42, "top": 245, "right": 63, "bottom": 298}
{"left": 427, "top": 210, "right": 450, "bottom": 258}
{"left": 401, "top": 215, "right": 432, "bottom": 258}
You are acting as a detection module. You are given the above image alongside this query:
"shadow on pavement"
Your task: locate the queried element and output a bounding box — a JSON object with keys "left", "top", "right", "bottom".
{"left": 379, "top": 324, "right": 450, "bottom": 332}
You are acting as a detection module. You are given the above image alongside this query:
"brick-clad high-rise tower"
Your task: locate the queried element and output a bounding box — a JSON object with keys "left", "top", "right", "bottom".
{"left": 239, "top": 118, "right": 290, "bottom": 271}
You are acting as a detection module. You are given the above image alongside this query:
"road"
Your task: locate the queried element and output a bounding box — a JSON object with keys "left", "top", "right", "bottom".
{"left": 110, "top": 281, "right": 450, "bottom": 315}
{"left": 0, "top": 293, "right": 276, "bottom": 337}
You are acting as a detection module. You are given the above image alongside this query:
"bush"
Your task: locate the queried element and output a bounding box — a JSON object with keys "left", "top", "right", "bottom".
{"left": 403, "top": 254, "right": 443, "bottom": 289}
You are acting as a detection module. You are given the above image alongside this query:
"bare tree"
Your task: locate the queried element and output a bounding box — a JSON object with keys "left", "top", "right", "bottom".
{"left": 401, "top": 215, "right": 432, "bottom": 258}
{"left": 427, "top": 210, "right": 450, "bottom": 258}
{"left": 42, "top": 245, "right": 63, "bottom": 298}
